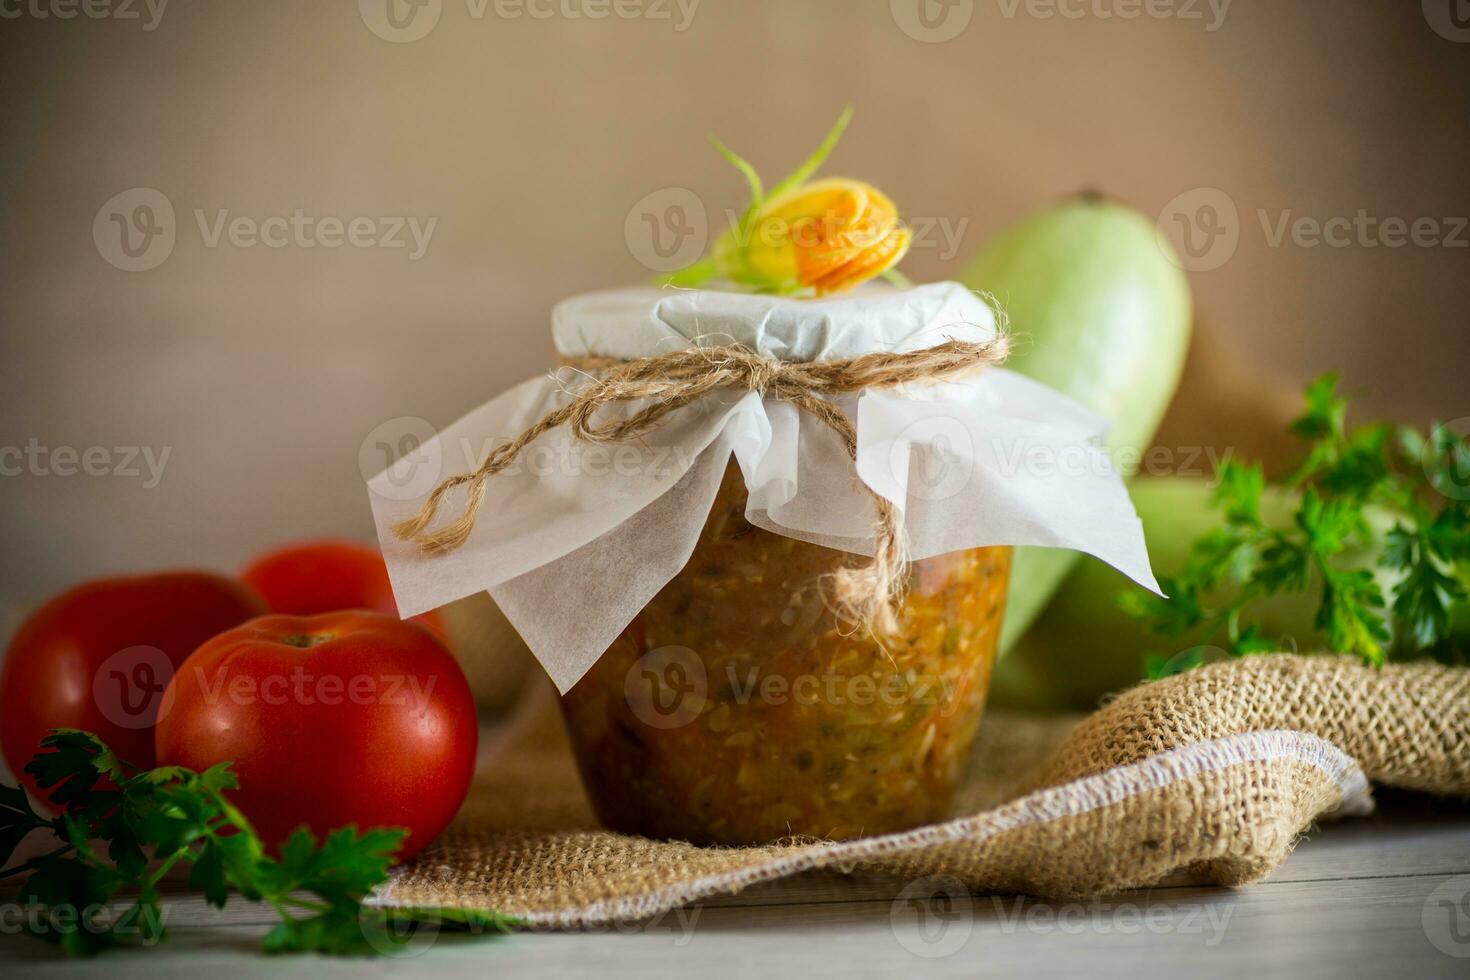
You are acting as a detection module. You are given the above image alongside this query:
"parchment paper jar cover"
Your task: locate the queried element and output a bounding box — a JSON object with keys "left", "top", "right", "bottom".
{"left": 368, "top": 282, "right": 1159, "bottom": 694}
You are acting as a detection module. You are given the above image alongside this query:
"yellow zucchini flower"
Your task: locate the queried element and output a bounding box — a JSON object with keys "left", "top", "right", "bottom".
{"left": 719, "top": 178, "right": 913, "bottom": 296}
{"left": 669, "top": 108, "right": 913, "bottom": 297}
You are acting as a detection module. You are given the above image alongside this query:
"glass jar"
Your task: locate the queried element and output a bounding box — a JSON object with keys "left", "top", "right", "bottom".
{"left": 559, "top": 463, "right": 1011, "bottom": 845}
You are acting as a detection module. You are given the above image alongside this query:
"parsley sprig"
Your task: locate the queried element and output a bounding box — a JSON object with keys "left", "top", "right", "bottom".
{"left": 0, "top": 730, "right": 515, "bottom": 956}
{"left": 1126, "top": 374, "right": 1469, "bottom": 678}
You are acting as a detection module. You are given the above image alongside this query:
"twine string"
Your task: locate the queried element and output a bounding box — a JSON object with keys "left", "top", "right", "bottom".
{"left": 392, "top": 335, "right": 1010, "bottom": 634}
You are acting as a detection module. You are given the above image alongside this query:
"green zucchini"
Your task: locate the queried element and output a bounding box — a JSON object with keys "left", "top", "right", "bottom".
{"left": 960, "top": 196, "right": 1193, "bottom": 654}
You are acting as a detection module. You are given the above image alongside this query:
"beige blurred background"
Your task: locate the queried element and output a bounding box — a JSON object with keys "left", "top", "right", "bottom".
{"left": 0, "top": 0, "right": 1467, "bottom": 605}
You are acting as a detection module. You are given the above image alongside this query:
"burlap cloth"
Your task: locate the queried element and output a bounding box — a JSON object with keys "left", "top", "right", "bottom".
{"left": 371, "top": 655, "right": 1469, "bottom": 924}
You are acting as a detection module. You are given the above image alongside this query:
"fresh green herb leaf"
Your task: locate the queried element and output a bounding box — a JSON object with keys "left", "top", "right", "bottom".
{"left": 1, "top": 782, "right": 52, "bottom": 863}
{"left": 1385, "top": 523, "right": 1467, "bottom": 650}
{"left": 1290, "top": 373, "right": 1347, "bottom": 445}
{"left": 1126, "top": 373, "right": 1470, "bottom": 675}
{"left": 1253, "top": 532, "right": 1310, "bottom": 596}
{"left": 1315, "top": 566, "right": 1389, "bottom": 664}
{"left": 2, "top": 731, "right": 517, "bottom": 957}
{"left": 1214, "top": 458, "right": 1265, "bottom": 527}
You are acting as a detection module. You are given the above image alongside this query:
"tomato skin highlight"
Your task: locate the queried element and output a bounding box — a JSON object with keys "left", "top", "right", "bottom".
{"left": 0, "top": 572, "right": 265, "bottom": 805}
{"left": 154, "top": 611, "right": 477, "bottom": 862}
{"left": 240, "top": 539, "right": 445, "bottom": 640}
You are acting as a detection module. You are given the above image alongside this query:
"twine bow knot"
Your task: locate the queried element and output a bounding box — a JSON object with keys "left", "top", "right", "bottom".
{"left": 393, "top": 335, "right": 1010, "bottom": 635}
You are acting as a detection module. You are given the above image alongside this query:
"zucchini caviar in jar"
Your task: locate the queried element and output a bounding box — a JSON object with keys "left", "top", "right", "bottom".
{"left": 560, "top": 463, "right": 1010, "bottom": 845}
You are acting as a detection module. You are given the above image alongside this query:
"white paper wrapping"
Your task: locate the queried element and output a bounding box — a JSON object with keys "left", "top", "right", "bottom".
{"left": 368, "top": 282, "right": 1160, "bottom": 692}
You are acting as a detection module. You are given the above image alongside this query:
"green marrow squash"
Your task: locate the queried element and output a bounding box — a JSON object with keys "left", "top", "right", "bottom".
{"left": 960, "top": 196, "right": 1193, "bottom": 654}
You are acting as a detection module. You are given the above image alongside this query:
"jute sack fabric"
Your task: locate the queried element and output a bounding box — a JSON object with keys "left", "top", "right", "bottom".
{"left": 371, "top": 655, "right": 1469, "bottom": 925}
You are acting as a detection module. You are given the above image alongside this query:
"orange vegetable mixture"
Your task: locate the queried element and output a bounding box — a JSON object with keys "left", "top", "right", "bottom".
{"left": 561, "top": 464, "right": 1011, "bottom": 845}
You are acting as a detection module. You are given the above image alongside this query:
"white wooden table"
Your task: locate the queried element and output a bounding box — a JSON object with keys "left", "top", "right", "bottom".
{"left": 2, "top": 790, "right": 1467, "bottom": 979}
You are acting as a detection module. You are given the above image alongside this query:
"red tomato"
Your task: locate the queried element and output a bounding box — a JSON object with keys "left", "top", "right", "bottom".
{"left": 240, "top": 539, "right": 445, "bottom": 640}
{"left": 0, "top": 572, "right": 265, "bottom": 803}
{"left": 154, "top": 611, "right": 477, "bottom": 861}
